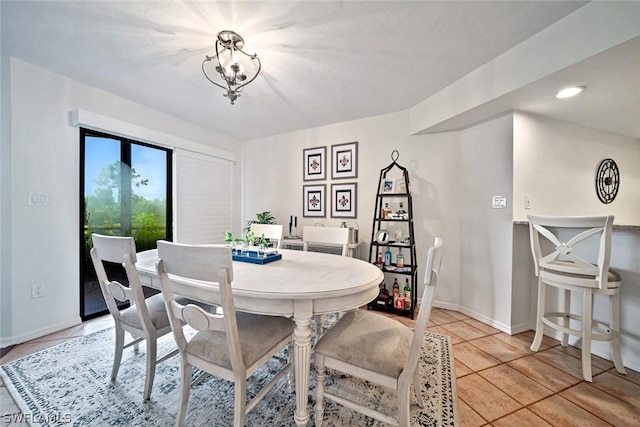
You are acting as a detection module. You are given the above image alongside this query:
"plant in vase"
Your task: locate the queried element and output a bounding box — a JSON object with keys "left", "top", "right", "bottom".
{"left": 224, "top": 230, "right": 244, "bottom": 254}
{"left": 257, "top": 233, "right": 268, "bottom": 257}
{"left": 243, "top": 230, "right": 256, "bottom": 255}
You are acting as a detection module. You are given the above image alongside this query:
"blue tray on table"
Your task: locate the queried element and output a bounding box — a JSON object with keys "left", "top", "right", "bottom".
{"left": 232, "top": 251, "right": 282, "bottom": 264}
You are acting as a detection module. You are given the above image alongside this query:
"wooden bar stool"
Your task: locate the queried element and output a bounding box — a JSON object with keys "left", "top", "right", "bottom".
{"left": 528, "top": 215, "right": 625, "bottom": 382}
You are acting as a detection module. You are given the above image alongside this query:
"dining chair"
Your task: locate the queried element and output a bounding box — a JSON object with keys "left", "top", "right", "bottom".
{"left": 302, "top": 225, "right": 349, "bottom": 256}
{"left": 528, "top": 215, "right": 625, "bottom": 382}
{"left": 302, "top": 226, "right": 350, "bottom": 335}
{"left": 250, "top": 223, "right": 284, "bottom": 250}
{"left": 90, "top": 233, "right": 179, "bottom": 401}
{"left": 155, "top": 240, "right": 296, "bottom": 427}
{"left": 314, "top": 237, "right": 443, "bottom": 426}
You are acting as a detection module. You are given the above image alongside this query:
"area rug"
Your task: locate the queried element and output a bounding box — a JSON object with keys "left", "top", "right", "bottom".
{"left": 1, "top": 327, "right": 458, "bottom": 426}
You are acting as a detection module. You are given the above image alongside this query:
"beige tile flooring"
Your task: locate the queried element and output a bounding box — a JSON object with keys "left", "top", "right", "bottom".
{"left": 2, "top": 309, "right": 640, "bottom": 426}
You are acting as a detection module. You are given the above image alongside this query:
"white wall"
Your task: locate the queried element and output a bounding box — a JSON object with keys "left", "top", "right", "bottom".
{"left": 241, "top": 110, "right": 462, "bottom": 307}
{"left": 513, "top": 112, "right": 640, "bottom": 224}
{"left": 0, "top": 58, "right": 240, "bottom": 347}
{"left": 512, "top": 111, "right": 640, "bottom": 371}
{"left": 459, "top": 114, "right": 515, "bottom": 332}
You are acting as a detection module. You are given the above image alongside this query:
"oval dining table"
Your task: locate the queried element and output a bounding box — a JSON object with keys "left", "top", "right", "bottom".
{"left": 135, "top": 247, "right": 384, "bottom": 426}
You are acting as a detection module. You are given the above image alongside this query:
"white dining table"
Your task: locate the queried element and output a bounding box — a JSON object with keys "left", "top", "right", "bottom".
{"left": 135, "top": 248, "right": 384, "bottom": 426}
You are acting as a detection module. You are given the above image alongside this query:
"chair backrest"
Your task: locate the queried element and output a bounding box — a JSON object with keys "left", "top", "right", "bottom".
{"left": 250, "top": 223, "right": 284, "bottom": 249}
{"left": 403, "top": 237, "right": 443, "bottom": 383}
{"left": 302, "top": 226, "right": 349, "bottom": 256}
{"left": 156, "top": 241, "right": 243, "bottom": 373}
{"left": 90, "top": 234, "right": 150, "bottom": 327}
{"left": 528, "top": 215, "right": 614, "bottom": 289}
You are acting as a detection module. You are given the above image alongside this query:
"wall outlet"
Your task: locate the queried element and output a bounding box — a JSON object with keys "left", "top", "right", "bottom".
{"left": 524, "top": 195, "right": 532, "bottom": 210}
{"left": 31, "top": 283, "right": 44, "bottom": 299}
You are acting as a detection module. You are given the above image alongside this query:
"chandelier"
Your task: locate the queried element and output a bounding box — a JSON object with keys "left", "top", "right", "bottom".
{"left": 202, "top": 30, "right": 261, "bottom": 105}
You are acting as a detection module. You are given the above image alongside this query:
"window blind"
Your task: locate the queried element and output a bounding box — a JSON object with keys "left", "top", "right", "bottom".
{"left": 175, "top": 149, "right": 233, "bottom": 244}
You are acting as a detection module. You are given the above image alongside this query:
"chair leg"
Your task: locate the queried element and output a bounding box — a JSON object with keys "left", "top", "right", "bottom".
{"left": 234, "top": 378, "right": 247, "bottom": 427}
{"left": 143, "top": 334, "right": 157, "bottom": 401}
{"left": 581, "top": 290, "right": 593, "bottom": 382}
{"left": 412, "top": 366, "right": 425, "bottom": 408}
{"left": 561, "top": 289, "right": 570, "bottom": 347}
{"left": 398, "top": 383, "right": 411, "bottom": 427}
{"left": 112, "top": 326, "right": 125, "bottom": 380}
{"left": 610, "top": 292, "right": 626, "bottom": 374}
{"left": 314, "top": 354, "right": 326, "bottom": 427}
{"left": 530, "top": 279, "right": 546, "bottom": 352}
{"left": 176, "top": 361, "right": 191, "bottom": 427}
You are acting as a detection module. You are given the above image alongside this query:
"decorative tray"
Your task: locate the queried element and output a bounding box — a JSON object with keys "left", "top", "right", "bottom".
{"left": 232, "top": 251, "right": 282, "bottom": 265}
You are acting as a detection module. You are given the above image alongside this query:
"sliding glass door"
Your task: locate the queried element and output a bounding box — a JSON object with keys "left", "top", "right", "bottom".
{"left": 80, "top": 129, "right": 172, "bottom": 320}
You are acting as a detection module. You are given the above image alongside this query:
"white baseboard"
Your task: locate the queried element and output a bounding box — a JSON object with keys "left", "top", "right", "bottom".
{"left": 0, "top": 316, "right": 82, "bottom": 349}
{"left": 430, "top": 300, "right": 530, "bottom": 335}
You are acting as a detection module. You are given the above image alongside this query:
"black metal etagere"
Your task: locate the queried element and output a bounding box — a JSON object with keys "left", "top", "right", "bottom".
{"left": 367, "top": 151, "right": 418, "bottom": 319}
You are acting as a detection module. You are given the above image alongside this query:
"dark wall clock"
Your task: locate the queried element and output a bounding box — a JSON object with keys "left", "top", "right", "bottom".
{"left": 595, "top": 158, "right": 620, "bottom": 204}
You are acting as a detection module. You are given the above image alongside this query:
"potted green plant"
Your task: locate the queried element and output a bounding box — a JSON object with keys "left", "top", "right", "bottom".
{"left": 244, "top": 211, "right": 276, "bottom": 233}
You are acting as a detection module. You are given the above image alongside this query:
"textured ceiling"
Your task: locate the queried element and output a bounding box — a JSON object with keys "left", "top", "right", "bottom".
{"left": 4, "top": 1, "right": 637, "bottom": 142}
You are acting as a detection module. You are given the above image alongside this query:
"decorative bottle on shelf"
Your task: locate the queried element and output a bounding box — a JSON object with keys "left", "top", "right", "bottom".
{"left": 382, "top": 202, "right": 393, "bottom": 219}
{"left": 376, "top": 282, "right": 389, "bottom": 307}
{"left": 392, "top": 278, "right": 400, "bottom": 307}
{"left": 396, "top": 202, "right": 407, "bottom": 219}
{"left": 403, "top": 279, "right": 412, "bottom": 311}
{"left": 376, "top": 252, "right": 383, "bottom": 269}
{"left": 396, "top": 249, "right": 404, "bottom": 268}
{"left": 384, "top": 247, "right": 392, "bottom": 266}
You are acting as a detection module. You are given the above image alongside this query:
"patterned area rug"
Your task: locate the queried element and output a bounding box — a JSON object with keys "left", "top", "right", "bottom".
{"left": 1, "top": 327, "right": 458, "bottom": 426}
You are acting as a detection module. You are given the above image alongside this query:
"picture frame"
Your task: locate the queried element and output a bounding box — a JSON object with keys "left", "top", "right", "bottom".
{"left": 381, "top": 177, "right": 395, "bottom": 194}
{"left": 331, "top": 182, "right": 357, "bottom": 218}
{"left": 331, "top": 141, "right": 358, "bottom": 180}
{"left": 303, "top": 146, "right": 326, "bottom": 181}
{"left": 303, "top": 184, "right": 326, "bottom": 217}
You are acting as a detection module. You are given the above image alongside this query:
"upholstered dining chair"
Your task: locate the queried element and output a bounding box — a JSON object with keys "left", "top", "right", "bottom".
{"left": 302, "top": 226, "right": 350, "bottom": 336}
{"left": 528, "top": 215, "right": 625, "bottom": 382}
{"left": 302, "top": 225, "right": 349, "bottom": 256}
{"left": 90, "top": 233, "right": 178, "bottom": 401}
{"left": 314, "top": 237, "right": 443, "bottom": 426}
{"left": 250, "top": 223, "right": 284, "bottom": 250}
{"left": 155, "top": 240, "right": 296, "bottom": 427}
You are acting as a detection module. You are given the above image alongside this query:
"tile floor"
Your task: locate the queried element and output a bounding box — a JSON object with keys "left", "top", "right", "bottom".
{"left": 2, "top": 308, "right": 640, "bottom": 426}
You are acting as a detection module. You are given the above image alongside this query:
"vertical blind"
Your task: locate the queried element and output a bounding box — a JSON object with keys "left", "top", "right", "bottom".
{"left": 175, "top": 149, "right": 233, "bottom": 244}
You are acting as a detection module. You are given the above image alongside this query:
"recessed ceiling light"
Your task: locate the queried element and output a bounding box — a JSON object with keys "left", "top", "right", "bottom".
{"left": 556, "top": 86, "right": 587, "bottom": 99}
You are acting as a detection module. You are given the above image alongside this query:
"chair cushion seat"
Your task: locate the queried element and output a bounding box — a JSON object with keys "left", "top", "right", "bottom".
{"left": 120, "top": 294, "right": 207, "bottom": 331}
{"left": 186, "top": 313, "right": 295, "bottom": 369}
{"left": 315, "top": 310, "right": 413, "bottom": 378}
{"left": 119, "top": 293, "right": 171, "bottom": 330}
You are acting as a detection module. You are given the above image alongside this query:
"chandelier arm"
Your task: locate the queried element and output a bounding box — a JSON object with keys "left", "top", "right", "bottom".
{"left": 202, "top": 58, "right": 231, "bottom": 91}
{"left": 232, "top": 55, "right": 262, "bottom": 92}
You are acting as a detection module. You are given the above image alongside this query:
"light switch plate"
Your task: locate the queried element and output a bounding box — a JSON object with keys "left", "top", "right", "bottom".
{"left": 492, "top": 196, "right": 507, "bottom": 209}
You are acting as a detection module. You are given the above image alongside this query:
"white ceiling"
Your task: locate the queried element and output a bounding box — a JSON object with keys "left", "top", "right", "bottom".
{"left": 2, "top": 1, "right": 639, "bottom": 141}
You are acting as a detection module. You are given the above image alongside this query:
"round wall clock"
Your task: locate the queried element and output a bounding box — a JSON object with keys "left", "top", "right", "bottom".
{"left": 595, "top": 158, "right": 620, "bottom": 204}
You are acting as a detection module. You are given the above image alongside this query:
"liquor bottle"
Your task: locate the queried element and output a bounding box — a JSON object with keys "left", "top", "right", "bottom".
{"left": 396, "top": 249, "right": 404, "bottom": 268}
{"left": 376, "top": 282, "right": 389, "bottom": 307}
{"left": 376, "top": 252, "right": 383, "bottom": 268}
{"left": 403, "top": 279, "right": 412, "bottom": 311}
{"left": 396, "top": 201, "right": 407, "bottom": 219}
{"left": 382, "top": 202, "right": 392, "bottom": 219}
{"left": 384, "top": 247, "right": 392, "bottom": 266}
{"left": 392, "top": 278, "right": 400, "bottom": 306}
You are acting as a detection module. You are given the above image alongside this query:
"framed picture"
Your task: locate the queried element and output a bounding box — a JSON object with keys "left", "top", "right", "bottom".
{"left": 303, "top": 146, "right": 326, "bottom": 181}
{"left": 331, "top": 141, "right": 358, "bottom": 180}
{"left": 303, "top": 184, "right": 326, "bottom": 217}
{"left": 331, "top": 182, "right": 357, "bottom": 218}
{"left": 381, "top": 177, "right": 395, "bottom": 194}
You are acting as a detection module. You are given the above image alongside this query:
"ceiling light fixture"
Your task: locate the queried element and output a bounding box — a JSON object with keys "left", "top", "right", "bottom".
{"left": 555, "top": 86, "right": 587, "bottom": 99}
{"left": 202, "top": 30, "right": 261, "bottom": 105}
